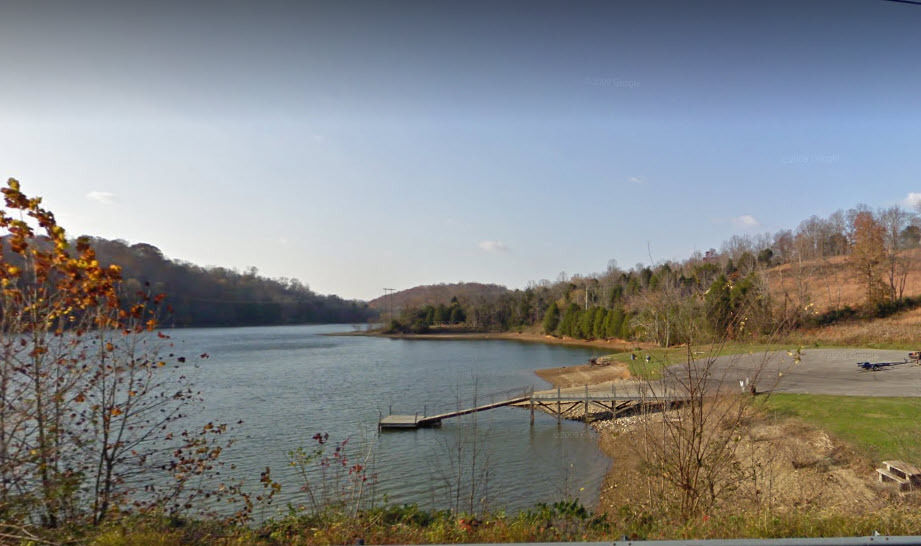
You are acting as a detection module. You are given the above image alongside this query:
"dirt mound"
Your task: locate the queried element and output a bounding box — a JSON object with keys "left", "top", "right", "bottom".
{"left": 535, "top": 361, "right": 631, "bottom": 388}
{"left": 596, "top": 409, "right": 887, "bottom": 517}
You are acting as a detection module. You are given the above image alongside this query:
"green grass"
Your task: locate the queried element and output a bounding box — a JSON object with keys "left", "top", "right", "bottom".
{"left": 762, "top": 394, "right": 921, "bottom": 461}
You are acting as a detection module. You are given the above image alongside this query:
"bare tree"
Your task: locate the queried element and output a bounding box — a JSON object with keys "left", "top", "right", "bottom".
{"left": 878, "top": 206, "right": 914, "bottom": 302}
{"left": 629, "top": 305, "right": 786, "bottom": 520}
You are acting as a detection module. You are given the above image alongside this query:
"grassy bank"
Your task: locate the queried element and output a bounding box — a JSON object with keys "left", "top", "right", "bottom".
{"left": 761, "top": 394, "right": 921, "bottom": 462}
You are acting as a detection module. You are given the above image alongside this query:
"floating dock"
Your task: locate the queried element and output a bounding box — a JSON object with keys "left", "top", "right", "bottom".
{"left": 379, "top": 394, "right": 530, "bottom": 430}
{"left": 378, "top": 415, "right": 433, "bottom": 429}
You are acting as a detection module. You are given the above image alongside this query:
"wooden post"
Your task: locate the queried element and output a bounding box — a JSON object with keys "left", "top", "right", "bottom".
{"left": 557, "top": 386, "right": 561, "bottom": 424}
{"left": 529, "top": 387, "right": 535, "bottom": 426}
{"left": 584, "top": 384, "right": 589, "bottom": 424}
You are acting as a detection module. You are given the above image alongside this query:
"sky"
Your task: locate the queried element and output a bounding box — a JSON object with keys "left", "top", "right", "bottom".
{"left": 2, "top": 0, "right": 921, "bottom": 301}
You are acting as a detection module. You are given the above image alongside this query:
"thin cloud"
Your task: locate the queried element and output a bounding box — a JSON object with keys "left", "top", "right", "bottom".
{"left": 86, "top": 191, "right": 116, "bottom": 205}
{"left": 904, "top": 192, "right": 921, "bottom": 210}
{"left": 478, "top": 240, "right": 509, "bottom": 253}
{"left": 732, "top": 215, "right": 760, "bottom": 229}
{"left": 628, "top": 176, "right": 646, "bottom": 185}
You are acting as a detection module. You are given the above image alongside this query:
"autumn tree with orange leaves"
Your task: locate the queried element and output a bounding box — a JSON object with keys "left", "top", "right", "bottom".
{"left": 848, "top": 211, "right": 888, "bottom": 308}
{"left": 0, "top": 179, "right": 262, "bottom": 530}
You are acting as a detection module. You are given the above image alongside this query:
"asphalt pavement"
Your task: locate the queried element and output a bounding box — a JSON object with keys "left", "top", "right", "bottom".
{"left": 546, "top": 348, "right": 921, "bottom": 399}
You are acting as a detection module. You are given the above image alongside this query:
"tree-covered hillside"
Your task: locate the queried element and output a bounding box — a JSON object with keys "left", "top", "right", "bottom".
{"left": 367, "top": 282, "right": 508, "bottom": 312}
{"left": 83, "top": 237, "right": 375, "bottom": 327}
{"left": 387, "top": 203, "right": 921, "bottom": 345}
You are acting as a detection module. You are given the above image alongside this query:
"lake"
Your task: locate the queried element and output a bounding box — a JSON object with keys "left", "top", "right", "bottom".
{"left": 166, "top": 324, "right": 613, "bottom": 515}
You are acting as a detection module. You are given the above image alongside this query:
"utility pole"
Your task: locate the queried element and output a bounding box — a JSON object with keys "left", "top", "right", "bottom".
{"left": 383, "top": 288, "right": 395, "bottom": 323}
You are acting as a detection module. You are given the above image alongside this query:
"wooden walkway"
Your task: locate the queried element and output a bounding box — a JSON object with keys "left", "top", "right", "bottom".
{"left": 379, "top": 385, "right": 690, "bottom": 430}
{"left": 379, "top": 395, "right": 530, "bottom": 429}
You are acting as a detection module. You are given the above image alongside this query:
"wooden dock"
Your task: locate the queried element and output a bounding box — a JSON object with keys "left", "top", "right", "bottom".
{"left": 379, "top": 385, "right": 690, "bottom": 430}
{"left": 379, "top": 393, "right": 531, "bottom": 430}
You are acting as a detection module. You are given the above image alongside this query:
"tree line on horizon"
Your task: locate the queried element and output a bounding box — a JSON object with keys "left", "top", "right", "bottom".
{"left": 389, "top": 203, "right": 921, "bottom": 345}
{"left": 16, "top": 236, "right": 377, "bottom": 327}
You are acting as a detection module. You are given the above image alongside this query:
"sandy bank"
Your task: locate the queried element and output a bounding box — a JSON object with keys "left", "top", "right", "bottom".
{"left": 534, "top": 362, "right": 632, "bottom": 388}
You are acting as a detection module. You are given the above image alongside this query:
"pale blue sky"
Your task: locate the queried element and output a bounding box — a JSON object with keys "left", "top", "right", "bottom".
{"left": 2, "top": 0, "right": 920, "bottom": 300}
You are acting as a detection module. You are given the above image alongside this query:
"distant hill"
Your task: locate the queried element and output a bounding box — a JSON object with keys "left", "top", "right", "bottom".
{"left": 367, "top": 282, "right": 509, "bottom": 311}
{"left": 81, "top": 237, "right": 375, "bottom": 327}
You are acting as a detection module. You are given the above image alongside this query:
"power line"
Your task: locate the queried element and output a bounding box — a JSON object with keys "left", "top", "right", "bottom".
{"left": 383, "top": 288, "right": 396, "bottom": 323}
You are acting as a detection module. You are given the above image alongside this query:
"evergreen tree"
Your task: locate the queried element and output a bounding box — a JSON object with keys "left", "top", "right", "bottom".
{"left": 579, "top": 307, "right": 594, "bottom": 339}
{"left": 592, "top": 307, "right": 607, "bottom": 339}
{"left": 605, "top": 307, "right": 623, "bottom": 338}
{"left": 559, "top": 303, "right": 580, "bottom": 337}
{"left": 705, "top": 274, "right": 732, "bottom": 335}
{"left": 433, "top": 303, "right": 447, "bottom": 324}
{"left": 448, "top": 304, "right": 466, "bottom": 324}
{"left": 542, "top": 302, "right": 560, "bottom": 334}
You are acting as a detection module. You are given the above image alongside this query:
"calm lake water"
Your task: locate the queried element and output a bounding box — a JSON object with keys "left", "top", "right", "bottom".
{"left": 166, "top": 324, "right": 612, "bottom": 515}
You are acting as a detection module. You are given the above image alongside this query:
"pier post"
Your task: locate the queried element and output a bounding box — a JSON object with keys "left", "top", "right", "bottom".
{"left": 584, "top": 384, "right": 589, "bottom": 424}
{"left": 529, "top": 387, "right": 535, "bottom": 425}
{"left": 557, "top": 386, "right": 561, "bottom": 424}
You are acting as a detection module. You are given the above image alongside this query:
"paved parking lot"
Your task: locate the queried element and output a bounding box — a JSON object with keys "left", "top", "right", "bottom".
{"left": 549, "top": 348, "right": 921, "bottom": 399}
{"left": 697, "top": 348, "right": 921, "bottom": 397}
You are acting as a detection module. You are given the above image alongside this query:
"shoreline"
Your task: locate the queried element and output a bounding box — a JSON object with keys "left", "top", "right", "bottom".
{"left": 334, "top": 328, "right": 640, "bottom": 511}
{"left": 335, "top": 329, "right": 642, "bottom": 389}
{"left": 340, "top": 326, "right": 920, "bottom": 521}
{"left": 333, "top": 328, "right": 653, "bottom": 351}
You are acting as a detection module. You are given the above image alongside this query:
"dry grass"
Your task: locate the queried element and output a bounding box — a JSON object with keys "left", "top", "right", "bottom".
{"left": 764, "top": 250, "right": 921, "bottom": 314}
{"left": 596, "top": 404, "right": 905, "bottom": 525}
{"left": 793, "top": 306, "right": 921, "bottom": 347}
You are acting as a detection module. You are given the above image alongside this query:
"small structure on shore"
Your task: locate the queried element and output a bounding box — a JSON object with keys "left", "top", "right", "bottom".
{"left": 876, "top": 460, "right": 921, "bottom": 491}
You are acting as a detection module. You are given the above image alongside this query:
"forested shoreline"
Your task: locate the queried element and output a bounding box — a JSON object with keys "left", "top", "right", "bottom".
{"left": 384, "top": 204, "right": 921, "bottom": 345}
{"left": 84, "top": 237, "right": 375, "bottom": 327}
